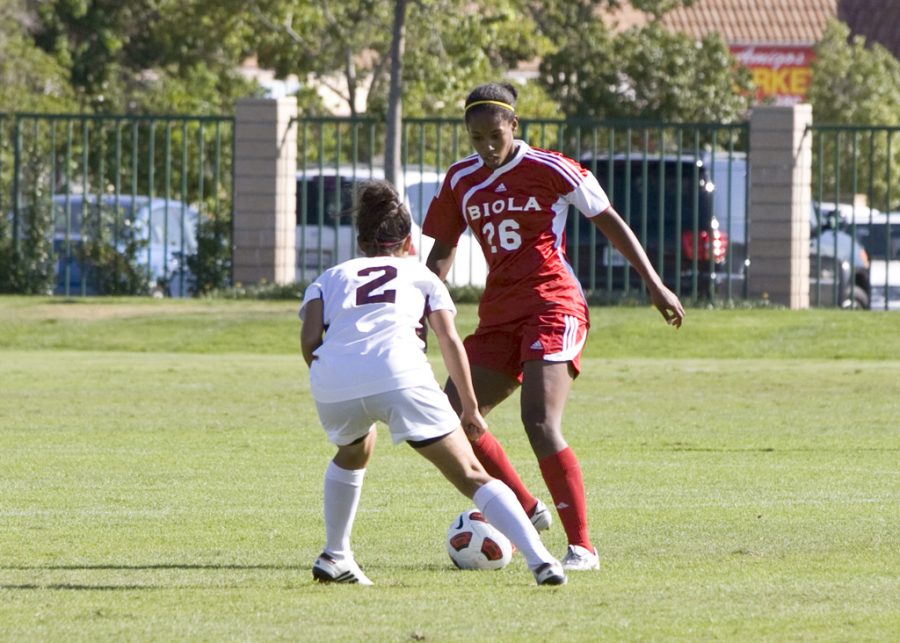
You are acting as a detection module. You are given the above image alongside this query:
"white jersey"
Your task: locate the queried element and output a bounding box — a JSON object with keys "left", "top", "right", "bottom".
{"left": 300, "top": 255, "right": 456, "bottom": 403}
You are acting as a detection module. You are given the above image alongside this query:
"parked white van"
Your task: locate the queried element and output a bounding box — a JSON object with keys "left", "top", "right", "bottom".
{"left": 295, "top": 166, "right": 487, "bottom": 287}
{"left": 842, "top": 209, "right": 900, "bottom": 310}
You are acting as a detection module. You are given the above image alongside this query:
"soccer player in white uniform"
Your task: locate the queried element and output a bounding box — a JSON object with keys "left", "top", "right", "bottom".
{"left": 300, "top": 180, "right": 566, "bottom": 586}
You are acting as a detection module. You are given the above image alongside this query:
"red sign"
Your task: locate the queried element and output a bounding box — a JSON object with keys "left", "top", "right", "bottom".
{"left": 730, "top": 44, "right": 815, "bottom": 105}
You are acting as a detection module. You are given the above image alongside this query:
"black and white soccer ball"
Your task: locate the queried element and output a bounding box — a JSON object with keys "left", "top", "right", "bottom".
{"left": 446, "top": 508, "right": 512, "bottom": 570}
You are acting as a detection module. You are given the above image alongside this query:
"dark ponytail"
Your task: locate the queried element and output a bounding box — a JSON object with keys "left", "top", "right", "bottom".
{"left": 354, "top": 180, "right": 411, "bottom": 256}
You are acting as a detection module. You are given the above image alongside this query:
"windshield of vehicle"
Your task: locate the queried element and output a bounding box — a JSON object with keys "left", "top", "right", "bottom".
{"left": 297, "top": 176, "right": 352, "bottom": 226}
{"left": 609, "top": 160, "right": 713, "bottom": 240}
{"left": 149, "top": 204, "right": 198, "bottom": 249}
{"left": 710, "top": 158, "right": 747, "bottom": 244}
{"left": 51, "top": 197, "right": 195, "bottom": 249}
{"left": 51, "top": 198, "right": 85, "bottom": 233}
{"left": 855, "top": 222, "right": 900, "bottom": 260}
{"left": 405, "top": 181, "right": 440, "bottom": 226}
{"left": 52, "top": 198, "right": 147, "bottom": 238}
{"left": 573, "top": 159, "right": 714, "bottom": 244}
{"left": 297, "top": 175, "right": 440, "bottom": 228}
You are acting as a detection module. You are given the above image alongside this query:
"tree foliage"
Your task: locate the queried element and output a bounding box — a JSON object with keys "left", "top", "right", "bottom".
{"left": 248, "top": 0, "right": 546, "bottom": 119}
{"left": 248, "top": 0, "right": 391, "bottom": 117}
{"left": 809, "top": 19, "right": 900, "bottom": 127}
{"left": 538, "top": 10, "right": 751, "bottom": 122}
{"left": 808, "top": 19, "right": 900, "bottom": 210}
{"left": 0, "top": 0, "right": 78, "bottom": 112}
{"left": 609, "top": 0, "right": 696, "bottom": 18}
{"left": 22, "top": 0, "right": 259, "bottom": 114}
{"left": 5, "top": 0, "right": 751, "bottom": 124}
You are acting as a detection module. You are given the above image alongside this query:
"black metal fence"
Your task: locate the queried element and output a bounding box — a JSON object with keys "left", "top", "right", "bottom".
{"left": 0, "top": 113, "right": 234, "bottom": 296}
{"left": 295, "top": 116, "right": 751, "bottom": 305}
{"left": 809, "top": 124, "right": 900, "bottom": 310}
{"left": 3, "top": 110, "right": 897, "bottom": 310}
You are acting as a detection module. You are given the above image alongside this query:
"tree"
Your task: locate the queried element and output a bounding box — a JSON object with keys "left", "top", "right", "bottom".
{"left": 384, "top": 0, "right": 407, "bottom": 187}
{"left": 615, "top": 0, "right": 695, "bottom": 17}
{"left": 248, "top": 0, "right": 539, "bottom": 119}
{"left": 242, "top": 0, "right": 706, "bottom": 123}
{"left": 538, "top": 11, "right": 751, "bottom": 123}
{"left": 248, "top": 0, "right": 549, "bottom": 186}
{"left": 809, "top": 19, "right": 900, "bottom": 127}
{"left": 0, "top": 0, "right": 77, "bottom": 113}
{"left": 249, "top": 0, "right": 393, "bottom": 118}
{"left": 808, "top": 19, "right": 900, "bottom": 210}
{"left": 24, "top": 0, "right": 262, "bottom": 114}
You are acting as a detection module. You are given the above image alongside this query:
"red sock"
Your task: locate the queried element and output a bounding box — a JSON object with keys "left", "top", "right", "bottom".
{"left": 539, "top": 447, "right": 592, "bottom": 550}
{"left": 471, "top": 432, "right": 538, "bottom": 515}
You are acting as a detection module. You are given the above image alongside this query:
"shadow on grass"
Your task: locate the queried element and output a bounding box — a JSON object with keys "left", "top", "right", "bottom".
{"left": 0, "top": 564, "right": 302, "bottom": 570}
{"left": 0, "top": 563, "right": 306, "bottom": 591}
{"left": 0, "top": 584, "right": 154, "bottom": 591}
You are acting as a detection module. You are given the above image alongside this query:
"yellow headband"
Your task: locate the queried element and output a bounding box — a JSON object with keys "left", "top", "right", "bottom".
{"left": 464, "top": 100, "right": 515, "bottom": 114}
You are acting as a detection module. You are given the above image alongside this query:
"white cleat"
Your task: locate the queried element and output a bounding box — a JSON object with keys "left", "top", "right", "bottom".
{"left": 312, "top": 552, "right": 373, "bottom": 585}
{"left": 532, "top": 560, "right": 567, "bottom": 586}
{"left": 529, "top": 499, "right": 553, "bottom": 532}
{"left": 561, "top": 544, "right": 600, "bottom": 571}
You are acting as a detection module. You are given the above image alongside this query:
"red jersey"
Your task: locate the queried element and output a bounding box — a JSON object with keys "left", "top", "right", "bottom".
{"left": 423, "top": 141, "right": 611, "bottom": 327}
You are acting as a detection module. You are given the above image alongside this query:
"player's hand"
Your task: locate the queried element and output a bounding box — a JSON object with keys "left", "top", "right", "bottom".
{"left": 460, "top": 408, "right": 488, "bottom": 440}
{"left": 650, "top": 284, "right": 685, "bottom": 329}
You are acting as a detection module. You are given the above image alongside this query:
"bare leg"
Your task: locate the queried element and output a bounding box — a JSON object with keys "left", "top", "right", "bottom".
{"left": 415, "top": 426, "right": 492, "bottom": 497}
{"left": 444, "top": 367, "right": 540, "bottom": 514}
{"left": 520, "top": 361, "right": 593, "bottom": 552}
{"left": 519, "top": 361, "right": 573, "bottom": 458}
{"left": 415, "top": 428, "right": 557, "bottom": 571}
{"left": 443, "top": 364, "right": 519, "bottom": 428}
{"left": 333, "top": 428, "right": 377, "bottom": 470}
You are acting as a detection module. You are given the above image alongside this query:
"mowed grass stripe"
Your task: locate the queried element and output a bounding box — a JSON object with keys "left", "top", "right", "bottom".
{"left": 1, "top": 299, "right": 898, "bottom": 640}
{"left": 3, "top": 296, "right": 900, "bottom": 359}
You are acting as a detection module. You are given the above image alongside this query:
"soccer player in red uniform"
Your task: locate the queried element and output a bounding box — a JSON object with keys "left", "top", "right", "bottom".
{"left": 423, "top": 82, "right": 685, "bottom": 570}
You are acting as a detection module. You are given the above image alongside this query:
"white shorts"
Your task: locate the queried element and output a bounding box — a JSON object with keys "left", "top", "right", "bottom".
{"left": 315, "top": 384, "right": 460, "bottom": 446}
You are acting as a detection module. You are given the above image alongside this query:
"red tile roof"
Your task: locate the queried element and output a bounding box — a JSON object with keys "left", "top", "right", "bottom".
{"left": 600, "top": 1, "right": 900, "bottom": 60}
{"left": 661, "top": 0, "right": 837, "bottom": 45}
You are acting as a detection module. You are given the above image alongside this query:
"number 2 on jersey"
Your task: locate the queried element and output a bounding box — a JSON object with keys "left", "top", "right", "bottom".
{"left": 356, "top": 265, "right": 397, "bottom": 305}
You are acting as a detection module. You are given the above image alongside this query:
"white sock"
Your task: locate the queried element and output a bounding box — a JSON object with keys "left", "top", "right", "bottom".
{"left": 473, "top": 479, "right": 555, "bottom": 571}
{"left": 322, "top": 460, "right": 366, "bottom": 561}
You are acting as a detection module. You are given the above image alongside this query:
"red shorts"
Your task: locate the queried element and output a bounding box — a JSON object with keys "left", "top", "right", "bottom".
{"left": 463, "top": 312, "right": 589, "bottom": 383}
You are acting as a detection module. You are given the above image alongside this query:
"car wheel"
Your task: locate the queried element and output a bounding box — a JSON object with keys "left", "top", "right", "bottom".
{"left": 846, "top": 285, "right": 869, "bottom": 310}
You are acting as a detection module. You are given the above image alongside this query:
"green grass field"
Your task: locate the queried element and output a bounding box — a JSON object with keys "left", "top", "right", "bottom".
{"left": 1, "top": 296, "right": 898, "bottom": 641}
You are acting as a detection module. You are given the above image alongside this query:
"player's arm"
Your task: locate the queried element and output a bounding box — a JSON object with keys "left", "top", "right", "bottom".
{"left": 591, "top": 207, "right": 685, "bottom": 328}
{"left": 426, "top": 308, "right": 488, "bottom": 435}
{"left": 425, "top": 239, "right": 457, "bottom": 282}
{"left": 423, "top": 186, "right": 463, "bottom": 281}
{"left": 300, "top": 297, "right": 325, "bottom": 366}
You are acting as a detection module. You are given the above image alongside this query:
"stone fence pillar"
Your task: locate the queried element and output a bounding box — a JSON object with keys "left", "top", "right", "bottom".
{"left": 748, "top": 104, "right": 813, "bottom": 308}
{"left": 233, "top": 97, "right": 297, "bottom": 285}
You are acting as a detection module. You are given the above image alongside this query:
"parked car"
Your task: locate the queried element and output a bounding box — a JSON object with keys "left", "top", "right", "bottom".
{"left": 571, "top": 153, "right": 747, "bottom": 300}
{"left": 809, "top": 202, "right": 872, "bottom": 309}
{"left": 49, "top": 194, "right": 198, "bottom": 297}
{"left": 838, "top": 208, "right": 900, "bottom": 310}
{"left": 295, "top": 166, "right": 487, "bottom": 287}
{"left": 572, "top": 153, "right": 874, "bottom": 307}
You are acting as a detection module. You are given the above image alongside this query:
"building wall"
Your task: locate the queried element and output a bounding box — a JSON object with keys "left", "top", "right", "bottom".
{"left": 839, "top": 0, "right": 900, "bottom": 59}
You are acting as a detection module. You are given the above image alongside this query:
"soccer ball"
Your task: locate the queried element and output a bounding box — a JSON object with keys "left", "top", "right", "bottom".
{"left": 446, "top": 509, "right": 513, "bottom": 570}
